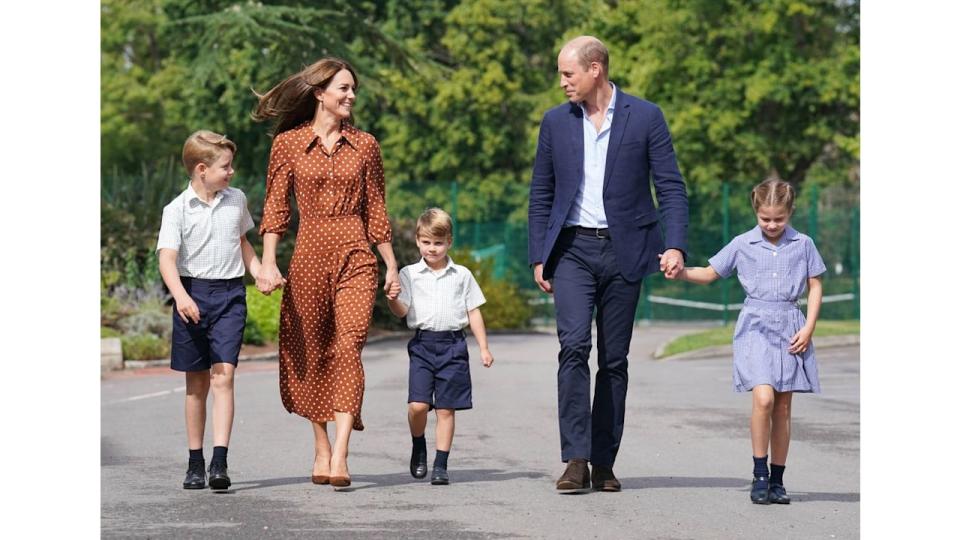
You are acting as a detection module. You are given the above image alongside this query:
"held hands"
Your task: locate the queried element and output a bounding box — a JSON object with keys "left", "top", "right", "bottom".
{"left": 174, "top": 294, "right": 201, "bottom": 324}
{"left": 256, "top": 263, "right": 287, "bottom": 295}
{"left": 385, "top": 280, "right": 401, "bottom": 300}
{"left": 383, "top": 267, "right": 400, "bottom": 299}
{"left": 788, "top": 324, "right": 814, "bottom": 354}
{"left": 658, "top": 249, "right": 685, "bottom": 280}
{"left": 480, "top": 348, "right": 494, "bottom": 368}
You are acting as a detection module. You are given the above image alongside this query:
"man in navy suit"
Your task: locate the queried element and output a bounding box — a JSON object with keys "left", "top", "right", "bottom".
{"left": 528, "top": 36, "right": 689, "bottom": 492}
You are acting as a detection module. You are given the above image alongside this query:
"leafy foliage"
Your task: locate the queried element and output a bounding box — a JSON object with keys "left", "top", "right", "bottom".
{"left": 102, "top": 0, "right": 860, "bottom": 329}
{"left": 244, "top": 285, "right": 282, "bottom": 343}
{"left": 121, "top": 333, "right": 171, "bottom": 360}
{"left": 449, "top": 248, "right": 533, "bottom": 330}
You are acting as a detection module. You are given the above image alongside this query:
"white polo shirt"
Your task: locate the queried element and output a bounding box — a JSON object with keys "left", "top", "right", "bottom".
{"left": 397, "top": 256, "right": 486, "bottom": 331}
{"left": 156, "top": 184, "right": 255, "bottom": 279}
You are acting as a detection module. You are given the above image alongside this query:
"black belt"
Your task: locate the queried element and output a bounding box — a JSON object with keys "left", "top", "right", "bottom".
{"left": 573, "top": 226, "right": 610, "bottom": 239}
{"left": 415, "top": 329, "right": 465, "bottom": 340}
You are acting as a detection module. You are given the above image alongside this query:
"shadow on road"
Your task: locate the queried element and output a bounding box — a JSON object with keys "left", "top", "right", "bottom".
{"left": 230, "top": 476, "right": 312, "bottom": 491}
{"left": 345, "top": 469, "right": 550, "bottom": 491}
{"left": 230, "top": 469, "right": 549, "bottom": 493}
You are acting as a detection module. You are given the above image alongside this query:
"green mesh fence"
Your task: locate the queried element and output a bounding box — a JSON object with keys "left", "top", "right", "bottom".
{"left": 433, "top": 181, "right": 859, "bottom": 322}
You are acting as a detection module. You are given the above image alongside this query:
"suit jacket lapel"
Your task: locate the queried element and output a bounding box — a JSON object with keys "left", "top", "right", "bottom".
{"left": 602, "top": 89, "right": 629, "bottom": 194}
{"left": 569, "top": 103, "right": 584, "bottom": 188}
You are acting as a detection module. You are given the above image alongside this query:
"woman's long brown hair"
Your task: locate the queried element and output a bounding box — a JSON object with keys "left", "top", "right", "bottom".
{"left": 252, "top": 57, "right": 359, "bottom": 136}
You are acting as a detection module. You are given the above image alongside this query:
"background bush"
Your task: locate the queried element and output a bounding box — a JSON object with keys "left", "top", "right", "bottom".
{"left": 449, "top": 248, "right": 533, "bottom": 330}
{"left": 121, "top": 334, "right": 170, "bottom": 361}
{"left": 244, "top": 285, "right": 282, "bottom": 344}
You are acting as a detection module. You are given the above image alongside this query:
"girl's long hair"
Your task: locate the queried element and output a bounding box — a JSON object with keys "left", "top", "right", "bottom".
{"left": 252, "top": 57, "right": 359, "bottom": 136}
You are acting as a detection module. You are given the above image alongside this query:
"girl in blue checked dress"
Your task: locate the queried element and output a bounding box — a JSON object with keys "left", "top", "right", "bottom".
{"left": 670, "top": 178, "right": 826, "bottom": 505}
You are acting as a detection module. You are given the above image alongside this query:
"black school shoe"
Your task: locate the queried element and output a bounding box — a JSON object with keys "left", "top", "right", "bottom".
{"left": 430, "top": 467, "right": 449, "bottom": 485}
{"left": 183, "top": 459, "right": 206, "bottom": 489}
{"left": 410, "top": 444, "right": 428, "bottom": 479}
{"left": 750, "top": 475, "right": 771, "bottom": 504}
{"left": 208, "top": 460, "right": 231, "bottom": 490}
{"left": 768, "top": 483, "right": 791, "bottom": 504}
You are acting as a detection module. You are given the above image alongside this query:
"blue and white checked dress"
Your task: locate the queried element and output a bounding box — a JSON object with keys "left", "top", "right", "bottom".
{"left": 708, "top": 225, "right": 827, "bottom": 393}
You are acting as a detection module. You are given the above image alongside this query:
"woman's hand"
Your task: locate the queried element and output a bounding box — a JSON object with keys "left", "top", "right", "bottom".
{"left": 383, "top": 266, "right": 399, "bottom": 297}
{"left": 257, "top": 262, "right": 286, "bottom": 295}
{"left": 385, "top": 279, "right": 401, "bottom": 300}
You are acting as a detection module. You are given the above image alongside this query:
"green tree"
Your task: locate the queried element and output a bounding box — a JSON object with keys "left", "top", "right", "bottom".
{"left": 581, "top": 0, "right": 859, "bottom": 255}
{"left": 375, "top": 0, "right": 591, "bottom": 223}
{"left": 102, "top": 0, "right": 423, "bottom": 177}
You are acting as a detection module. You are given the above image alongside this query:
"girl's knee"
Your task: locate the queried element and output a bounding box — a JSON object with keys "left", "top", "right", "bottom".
{"left": 752, "top": 390, "right": 775, "bottom": 412}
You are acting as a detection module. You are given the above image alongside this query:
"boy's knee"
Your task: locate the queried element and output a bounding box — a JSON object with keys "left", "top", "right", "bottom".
{"left": 435, "top": 408, "right": 455, "bottom": 420}
{"left": 409, "top": 402, "right": 430, "bottom": 415}
{"left": 185, "top": 371, "right": 211, "bottom": 394}
{"left": 210, "top": 364, "right": 235, "bottom": 390}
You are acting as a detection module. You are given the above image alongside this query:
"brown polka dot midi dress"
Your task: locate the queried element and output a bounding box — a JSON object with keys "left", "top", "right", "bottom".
{"left": 260, "top": 121, "right": 392, "bottom": 431}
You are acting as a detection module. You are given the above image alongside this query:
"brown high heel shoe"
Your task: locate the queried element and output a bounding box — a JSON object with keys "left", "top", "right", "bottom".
{"left": 311, "top": 475, "right": 330, "bottom": 485}
{"left": 329, "top": 475, "right": 351, "bottom": 487}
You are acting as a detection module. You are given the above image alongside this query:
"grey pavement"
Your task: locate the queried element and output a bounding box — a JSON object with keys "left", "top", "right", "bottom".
{"left": 101, "top": 324, "right": 859, "bottom": 539}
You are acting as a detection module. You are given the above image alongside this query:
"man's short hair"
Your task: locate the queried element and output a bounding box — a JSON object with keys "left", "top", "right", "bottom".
{"left": 573, "top": 37, "right": 609, "bottom": 74}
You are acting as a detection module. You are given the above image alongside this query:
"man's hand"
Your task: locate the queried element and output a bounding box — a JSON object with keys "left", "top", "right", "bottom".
{"left": 658, "top": 249, "right": 685, "bottom": 280}
{"left": 533, "top": 263, "right": 552, "bottom": 294}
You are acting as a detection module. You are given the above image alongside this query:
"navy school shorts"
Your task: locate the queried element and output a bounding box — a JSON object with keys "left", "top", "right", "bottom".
{"left": 171, "top": 277, "right": 246, "bottom": 372}
{"left": 408, "top": 329, "right": 473, "bottom": 410}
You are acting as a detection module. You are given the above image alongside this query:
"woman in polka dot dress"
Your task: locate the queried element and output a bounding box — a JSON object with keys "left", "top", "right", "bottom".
{"left": 253, "top": 57, "right": 399, "bottom": 487}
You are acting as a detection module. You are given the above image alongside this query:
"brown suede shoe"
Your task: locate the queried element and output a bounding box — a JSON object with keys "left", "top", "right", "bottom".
{"left": 556, "top": 459, "right": 591, "bottom": 491}
{"left": 591, "top": 465, "right": 622, "bottom": 492}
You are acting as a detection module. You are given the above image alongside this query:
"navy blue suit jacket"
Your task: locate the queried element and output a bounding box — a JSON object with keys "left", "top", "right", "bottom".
{"left": 527, "top": 88, "right": 689, "bottom": 282}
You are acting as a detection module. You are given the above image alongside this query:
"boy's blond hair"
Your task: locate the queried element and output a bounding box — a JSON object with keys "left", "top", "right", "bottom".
{"left": 182, "top": 130, "right": 237, "bottom": 176}
{"left": 416, "top": 208, "right": 453, "bottom": 242}
{"left": 750, "top": 178, "right": 796, "bottom": 212}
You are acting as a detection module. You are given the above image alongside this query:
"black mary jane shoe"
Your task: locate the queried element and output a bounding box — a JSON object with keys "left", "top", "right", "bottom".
{"left": 208, "top": 460, "right": 231, "bottom": 490}
{"left": 768, "top": 483, "right": 791, "bottom": 504}
{"left": 410, "top": 444, "right": 428, "bottom": 479}
{"left": 750, "top": 475, "right": 771, "bottom": 504}
{"left": 183, "top": 459, "right": 206, "bottom": 490}
{"left": 430, "top": 467, "right": 449, "bottom": 485}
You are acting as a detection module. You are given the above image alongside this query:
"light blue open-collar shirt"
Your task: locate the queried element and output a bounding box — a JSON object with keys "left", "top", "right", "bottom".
{"left": 563, "top": 82, "right": 617, "bottom": 228}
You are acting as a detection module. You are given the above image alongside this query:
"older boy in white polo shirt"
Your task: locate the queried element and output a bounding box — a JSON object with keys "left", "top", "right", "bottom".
{"left": 157, "top": 130, "right": 268, "bottom": 490}
{"left": 386, "top": 208, "right": 494, "bottom": 485}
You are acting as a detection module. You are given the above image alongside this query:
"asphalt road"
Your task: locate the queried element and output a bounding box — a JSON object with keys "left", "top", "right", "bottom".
{"left": 101, "top": 324, "right": 859, "bottom": 539}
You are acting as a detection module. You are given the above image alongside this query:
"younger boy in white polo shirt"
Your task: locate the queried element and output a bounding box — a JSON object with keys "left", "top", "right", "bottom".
{"left": 386, "top": 208, "right": 494, "bottom": 485}
{"left": 157, "top": 130, "right": 268, "bottom": 491}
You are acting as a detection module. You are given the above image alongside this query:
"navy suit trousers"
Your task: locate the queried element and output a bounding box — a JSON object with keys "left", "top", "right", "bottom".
{"left": 550, "top": 228, "right": 642, "bottom": 467}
